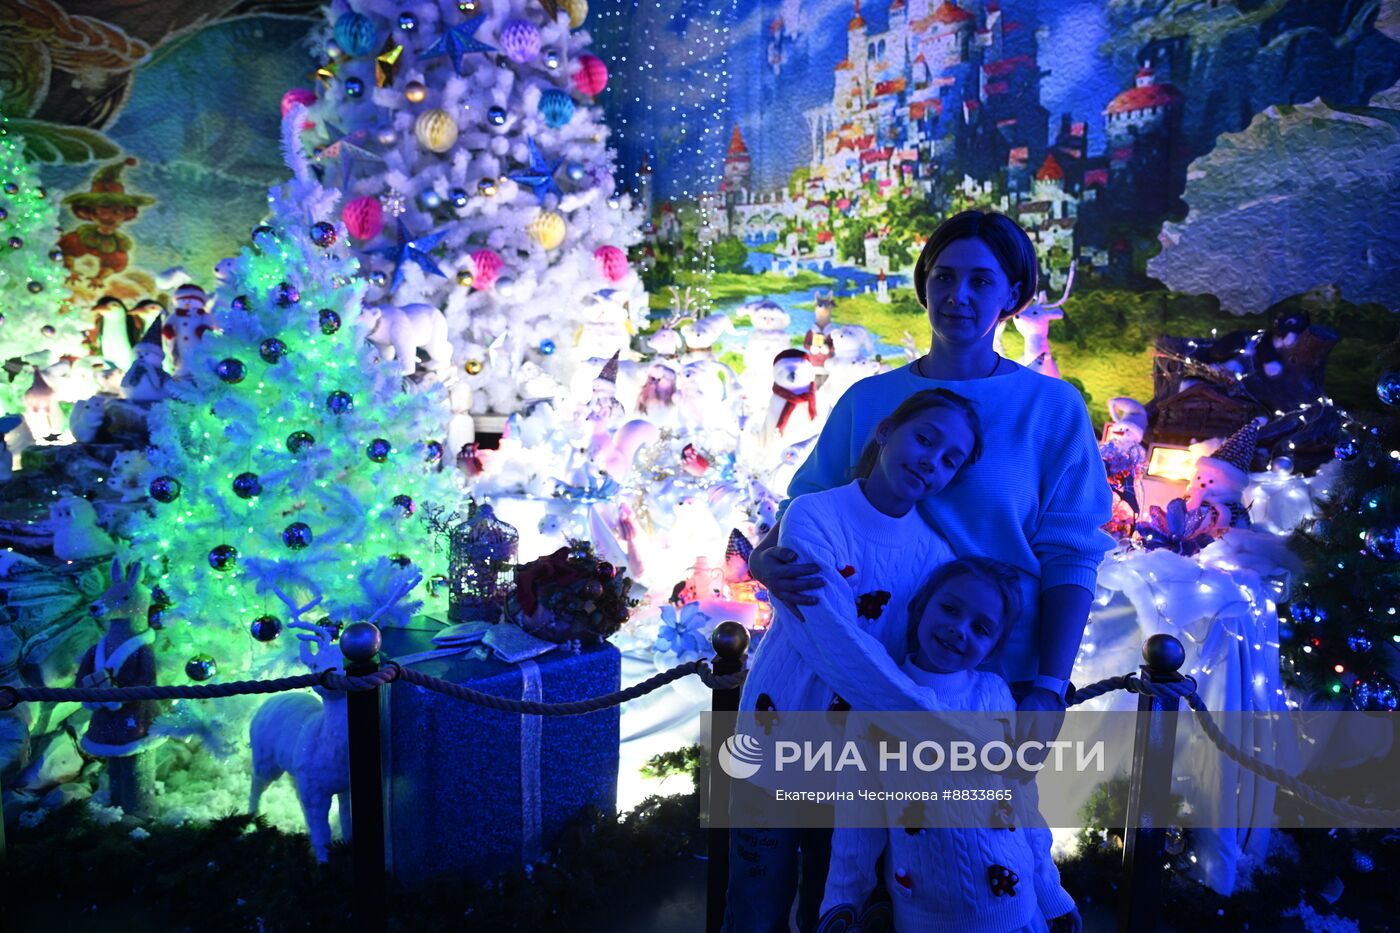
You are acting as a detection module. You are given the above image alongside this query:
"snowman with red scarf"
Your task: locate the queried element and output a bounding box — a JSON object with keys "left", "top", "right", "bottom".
{"left": 161, "top": 283, "right": 213, "bottom": 378}
{"left": 761, "top": 348, "right": 821, "bottom": 458}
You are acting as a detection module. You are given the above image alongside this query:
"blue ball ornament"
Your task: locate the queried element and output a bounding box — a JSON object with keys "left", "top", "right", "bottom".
{"left": 259, "top": 338, "right": 288, "bottom": 363}
{"left": 565, "top": 161, "right": 586, "bottom": 183}
{"left": 487, "top": 106, "right": 508, "bottom": 127}
{"left": 283, "top": 522, "right": 313, "bottom": 549}
{"left": 1364, "top": 525, "right": 1400, "bottom": 562}
{"left": 287, "top": 430, "right": 316, "bottom": 454}
{"left": 539, "top": 339, "right": 556, "bottom": 355}
{"left": 231, "top": 294, "right": 250, "bottom": 312}
{"left": 1352, "top": 851, "right": 1375, "bottom": 873}
{"left": 310, "top": 221, "right": 338, "bottom": 248}
{"left": 539, "top": 89, "right": 576, "bottom": 128}
{"left": 209, "top": 544, "right": 238, "bottom": 572}
{"left": 319, "top": 308, "right": 342, "bottom": 335}
{"left": 398, "top": 12, "right": 417, "bottom": 31}
{"left": 327, "top": 390, "right": 354, "bottom": 415}
{"left": 420, "top": 189, "right": 443, "bottom": 210}
{"left": 1377, "top": 371, "right": 1400, "bottom": 407}
{"left": 250, "top": 615, "right": 282, "bottom": 642}
{"left": 185, "top": 654, "right": 218, "bottom": 681}
{"left": 149, "top": 476, "right": 181, "bottom": 503}
{"left": 367, "top": 437, "right": 392, "bottom": 462}
{"left": 425, "top": 440, "right": 444, "bottom": 462}
{"left": 392, "top": 494, "right": 415, "bottom": 516}
{"left": 1334, "top": 438, "right": 1360, "bottom": 462}
{"left": 449, "top": 187, "right": 469, "bottom": 208}
{"left": 233, "top": 472, "right": 262, "bottom": 499}
{"left": 1348, "top": 632, "right": 1373, "bottom": 653}
{"left": 334, "top": 12, "right": 379, "bottom": 57}
{"left": 345, "top": 77, "right": 366, "bottom": 98}
{"left": 273, "top": 282, "right": 300, "bottom": 306}
{"left": 216, "top": 358, "right": 246, "bottom": 384}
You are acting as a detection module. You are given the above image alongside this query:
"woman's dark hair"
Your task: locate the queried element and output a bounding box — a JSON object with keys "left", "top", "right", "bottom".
{"left": 851, "top": 388, "right": 983, "bottom": 480}
{"left": 905, "top": 557, "right": 1024, "bottom": 657}
{"left": 913, "top": 210, "right": 1038, "bottom": 319}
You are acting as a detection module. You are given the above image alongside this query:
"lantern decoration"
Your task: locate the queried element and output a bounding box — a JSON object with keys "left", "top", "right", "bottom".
{"left": 471, "top": 248, "right": 503, "bottom": 290}
{"left": 498, "top": 19, "right": 542, "bottom": 63}
{"left": 343, "top": 196, "right": 385, "bottom": 241}
{"left": 572, "top": 54, "right": 608, "bottom": 96}
{"left": 528, "top": 210, "right": 567, "bottom": 250}
{"left": 414, "top": 108, "right": 459, "bottom": 153}
{"left": 538, "top": 89, "right": 576, "bottom": 128}
{"left": 448, "top": 502, "right": 519, "bottom": 623}
{"left": 594, "top": 245, "right": 628, "bottom": 282}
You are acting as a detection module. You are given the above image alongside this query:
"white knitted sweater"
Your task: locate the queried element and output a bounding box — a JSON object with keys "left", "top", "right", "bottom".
{"left": 739, "top": 480, "right": 956, "bottom": 716}
{"left": 821, "top": 661, "right": 1077, "bottom": 932}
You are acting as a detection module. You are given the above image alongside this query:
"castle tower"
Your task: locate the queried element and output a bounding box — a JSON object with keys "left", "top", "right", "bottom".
{"left": 1103, "top": 63, "right": 1182, "bottom": 144}
{"left": 847, "top": 0, "right": 869, "bottom": 88}
{"left": 720, "top": 125, "right": 752, "bottom": 200}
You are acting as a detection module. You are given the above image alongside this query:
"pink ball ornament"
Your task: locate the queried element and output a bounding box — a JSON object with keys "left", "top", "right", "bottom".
{"left": 499, "top": 19, "right": 542, "bottom": 63}
{"left": 281, "top": 88, "right": 317, "bottom": 116}
{"left": 594, "top": 245, "right": 628, "bottom": 283}
{"left": 471, "top": 249, "right": 503, "bottom": 290}
{"left": 343, "top": 196, "right": 385, "bottom": 241}
{"left": 572, "top": 54, "right": 608, "bottom": 96}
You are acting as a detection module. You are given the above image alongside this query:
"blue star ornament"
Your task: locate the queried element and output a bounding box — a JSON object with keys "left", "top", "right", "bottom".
{"left": 509, "top": 137, "right": 562, "bottom": 203}
{"left": 320, "top": 122, "right": 385, "bottom": 189}
{"left": 420, "top": 18, "right": 493, "bottom": 76}
{"left": 366, "top": 218, "right": 449, "bottom": 290}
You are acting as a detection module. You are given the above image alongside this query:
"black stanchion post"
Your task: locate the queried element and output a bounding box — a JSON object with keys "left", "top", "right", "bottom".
{"left": 706, "top": 621, "right": 749, "bottom": 933}
{"left": 341, "top": 621, "right": 387, "bottom": 933}
{"left": 1117, "top": 634, "right": 1186, "bottom": 933}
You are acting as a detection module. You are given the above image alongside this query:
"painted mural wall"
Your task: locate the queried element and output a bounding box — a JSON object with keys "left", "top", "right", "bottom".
{"left": 5, "top": 0, "right": 1399, "bottom": 425}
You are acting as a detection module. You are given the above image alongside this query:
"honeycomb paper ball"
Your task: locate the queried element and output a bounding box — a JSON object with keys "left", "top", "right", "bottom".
{"left": 471, "top": 249, "right": 503, "bottom": 289}
{"left": 564, "top": 0, "right": 588, "bottom": 28}
{"left": 594, "top": 245, "right": 629, "bottom": 282}
{"left": 414, "top": 108, "right": 459, "bottom": 153}
{"left": 343, "top": 196, "right": 384, "bottom": 240}
{"left": 333, "top": 12, "right": 379, "bottom": 57}
{"left": 539, "top": 89, "right": 576, "bottom": 128}
{"left": 280, "top": 88, "right": 317, "bottom": 117}
{"left": 528, "top": 210, "right": 567, "bottom": 249}
{"left": 572, "top": 54, "right": 608, "bottom": 96}
{"left": 499, "top": 19, "right": 542, "bottom": 63}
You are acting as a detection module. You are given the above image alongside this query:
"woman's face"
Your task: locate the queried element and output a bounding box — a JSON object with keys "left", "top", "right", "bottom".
{"left": 924, "top": 237, "right": 1022, "bottom": 349}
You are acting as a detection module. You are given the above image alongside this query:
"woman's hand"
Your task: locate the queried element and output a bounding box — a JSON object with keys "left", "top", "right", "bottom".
{"left": 1013, "top": 687, "right": 1066, "bottom": 781}
{"left": 750, "top": 545, "right": 823, "bottom": 606}
{"left": 1050, "top": 907, "right": 1083, "bottom": 933}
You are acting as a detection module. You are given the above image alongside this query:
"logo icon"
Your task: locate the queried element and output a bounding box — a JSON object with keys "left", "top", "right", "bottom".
{"left": 718, "top": 733, "right": 763, "bottom": 780}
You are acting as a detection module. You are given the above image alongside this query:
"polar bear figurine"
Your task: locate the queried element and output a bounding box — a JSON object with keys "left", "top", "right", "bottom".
{"left": 50, "top": 495, "right": 115, "bottom": 560}
{"left": 363, "top": 303, "right": 453, "bottom": 377}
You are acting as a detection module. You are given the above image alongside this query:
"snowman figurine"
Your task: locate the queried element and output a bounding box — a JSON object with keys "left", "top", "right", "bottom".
{"left": 764, "top": 348, "right": 820, "bottom": 453}
{"left": 1185, "top": 419, "right": 1262, "bottom": 536}
{"left": 162, "top": 282, "right": 213, "bottom": 378}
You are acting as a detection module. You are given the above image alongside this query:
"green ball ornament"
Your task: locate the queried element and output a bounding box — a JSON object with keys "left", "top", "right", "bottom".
{"left": 185, "top": 654, "right": 218, "bottom": 681}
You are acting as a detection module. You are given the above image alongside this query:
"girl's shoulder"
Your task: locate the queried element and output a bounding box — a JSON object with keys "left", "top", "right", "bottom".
{"left": 969, "top": 670, "right": 1017, "bottom": 711}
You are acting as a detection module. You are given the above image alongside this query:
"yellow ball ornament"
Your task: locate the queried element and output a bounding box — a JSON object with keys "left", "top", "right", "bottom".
{"left": 414, "top": 108, "right": 458, "bottom": 153}
{"left": 456, "top": 268, "right": 475, "bottom": 287}
{"left": 528, "top": 210, "right": 567, "bottom": 249}
{"left": 464, "top": 359, "right": 483, "bottom": 376}
{"left": 404, "top": 81, "right": 427, "bottom": 103}
{"left": 564, "top": 0, "right": 587, "bottom": 28}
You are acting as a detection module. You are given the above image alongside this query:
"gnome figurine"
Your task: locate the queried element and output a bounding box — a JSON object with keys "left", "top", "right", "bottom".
{"left": 586, "top": 352, "right": 626, "bottom": 427}
{"left": 121, "top": 318, "right": 171, "bottom": 403}
{"left": 1186, "top": 419, "right": 1262, "bottom": 536}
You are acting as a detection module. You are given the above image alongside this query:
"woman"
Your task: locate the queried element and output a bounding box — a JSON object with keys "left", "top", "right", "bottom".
{"left": 750, "top": 210, "right": 1114, "bottom": 728}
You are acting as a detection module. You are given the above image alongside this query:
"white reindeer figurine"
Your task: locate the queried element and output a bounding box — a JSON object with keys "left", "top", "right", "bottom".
{"left": 248, "top": 607, "right": 350, "bottom": 862}
{"left": 1009, "top": 261, "right": 1075, "bottom": 379}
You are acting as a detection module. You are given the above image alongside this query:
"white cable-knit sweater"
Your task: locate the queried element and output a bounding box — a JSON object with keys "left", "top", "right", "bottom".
{"left": 739, "top": 480, "right": 958, "bottom": 717}
{"left": 821, "top": 661, "right": 1077, "bottom": 933}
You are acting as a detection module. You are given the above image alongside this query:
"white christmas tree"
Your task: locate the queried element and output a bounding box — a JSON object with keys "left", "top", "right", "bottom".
{"left": 127, "top": 109, "right": 465, "bottom": 685}
{"left": 302, "top": 0, "right": 647, "bottom": 416}
{"left": 0, "top": 113, "right": 83, "bottom": 414}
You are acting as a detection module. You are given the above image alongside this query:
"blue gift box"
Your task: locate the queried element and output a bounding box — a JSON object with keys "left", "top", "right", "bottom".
{"left": 379, "top": 625, "right": 620, "bottom": 883}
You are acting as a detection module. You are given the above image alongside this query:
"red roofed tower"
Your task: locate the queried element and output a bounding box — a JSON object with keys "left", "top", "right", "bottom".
{"left": 1104, "top": 64, "right": 1183, "bottom": 143}
{"left": 720, "top": 125, "right": 752, "bottom": 198}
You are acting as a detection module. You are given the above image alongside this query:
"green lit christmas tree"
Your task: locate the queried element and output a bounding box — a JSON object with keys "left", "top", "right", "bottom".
{"left": 0, "top": 113, "right": 82, "bottom": 414}
{"left": 129, "top": 112, "right": 465, "bottom": 684}
{"left": 1283, "top": 333, "right": 1400, "bottom": 710}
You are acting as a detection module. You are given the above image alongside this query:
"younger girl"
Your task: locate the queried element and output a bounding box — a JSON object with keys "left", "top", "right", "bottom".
{"left": 726, "top": 389, "right": 988, "bottom": 933}
{"left": 819, "top": 557, "right": 1082, "bottom": 933}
